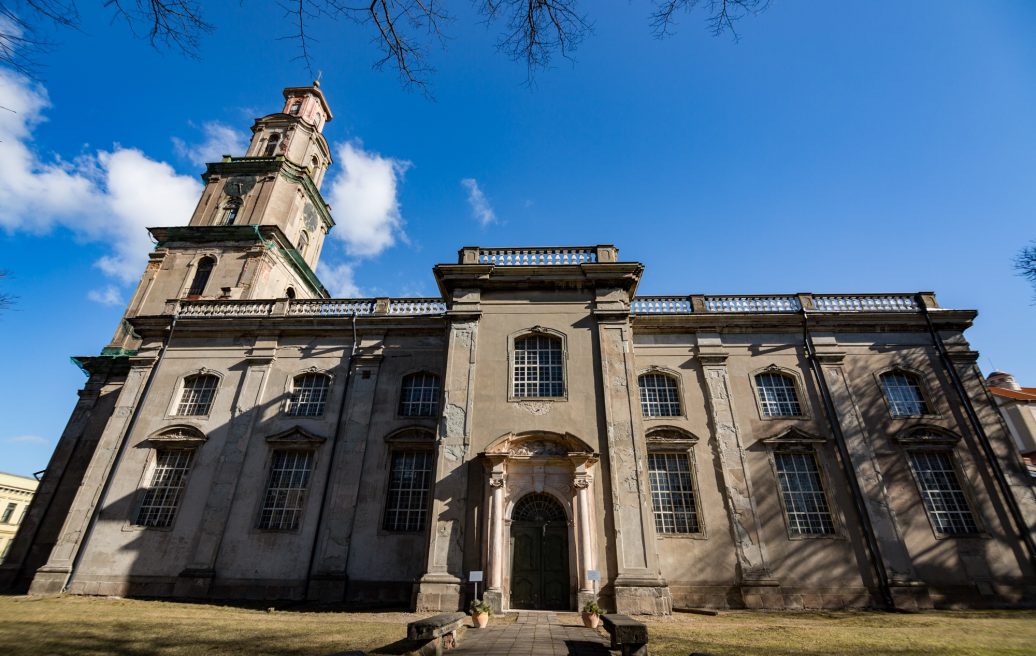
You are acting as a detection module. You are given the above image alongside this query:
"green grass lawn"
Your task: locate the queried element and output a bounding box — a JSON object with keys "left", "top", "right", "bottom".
{"left": 0, "top": 595, "right": 1033, "bottom": 655}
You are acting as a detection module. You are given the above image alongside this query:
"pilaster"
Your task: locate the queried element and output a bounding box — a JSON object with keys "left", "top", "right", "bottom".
{"left": 415, "top": 303, "right": 480, "bottom": 611}
{"left": 30, "top": 355, "right": 158, "bottom": 595}
{"left": 594, "top": 295, "right": 671, "bottom": 615}
{"left": 173, "top": 339, "right": 276, "bottom": 597}
{"left": 696, "top": 333, "right": 778, "bottom": 605}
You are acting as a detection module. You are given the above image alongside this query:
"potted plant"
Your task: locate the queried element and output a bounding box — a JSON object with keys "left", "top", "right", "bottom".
{"left": 581, "top": 600, "right": 602, "bottom": 628}
{"left": 469, "top": 598, "right": 492, "bottom": 628}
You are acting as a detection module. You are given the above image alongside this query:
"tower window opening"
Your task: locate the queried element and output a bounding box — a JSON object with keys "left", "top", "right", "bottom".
{"left": 222, "top": 202, "right": 240, "bottom": 226}
{"left": 298, "top": 230, "right": 310, "bottom": 257}
{"left": 264, "top": 133, "right": 281, "bottom": 157}
{"left": 289, "top": 100, "right": 302, "bottom": 115}
{"left": 187, "top": 256, "right": 215, "bottom": 297}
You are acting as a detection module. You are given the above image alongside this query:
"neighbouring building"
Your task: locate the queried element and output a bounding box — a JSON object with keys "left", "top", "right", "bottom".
{"left": 986, "top": 371, "right": 1036, "bottom": 478}
{"left": 0, "top": 472, "right": 39, "bottom": 563}
{"left": 2, "top": 83, "right": 1035, "bottom": 613}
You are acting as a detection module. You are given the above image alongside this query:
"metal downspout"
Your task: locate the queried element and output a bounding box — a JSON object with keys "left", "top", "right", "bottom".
{"left": 801, "top": 310, "right": 896, "bottom": 609}
{"left": 918, "top": 299, "right": 1036, "bottom": 569}
{"left": 64, "top": 315, "right": 178, "bottom": 592}
{"left": 302, "top": 313, "right": 359, "bottom": 600}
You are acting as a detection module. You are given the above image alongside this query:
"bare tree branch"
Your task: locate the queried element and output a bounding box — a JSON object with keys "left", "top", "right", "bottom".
{"left": 0, "top": 270, "right": 15, "bottom": 314}
{"left": 1016, "top": 240, "right": 1036, "bottom": 302}
{"left": 0, "top": 1, "right": 79, "bottom": 76}
{"left": 651, "top": 0, "right": 769, "bottom": 40}
{"left": 479, "top": 0, "right": 590, "bottom": 79}
{"left": 103, "top": 0, "right": 212, "bottom": 56}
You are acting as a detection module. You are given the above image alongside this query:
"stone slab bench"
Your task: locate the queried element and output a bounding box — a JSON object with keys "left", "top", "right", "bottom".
{"left": 601, "top": 614, "right": 649, "bottom": 656}
{"left": 405, "top": 612, "right": 468, "bottom": 656}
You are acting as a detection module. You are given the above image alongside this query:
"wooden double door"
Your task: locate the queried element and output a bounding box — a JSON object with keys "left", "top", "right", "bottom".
{"left": 510, "top": 504, "right": 569, "bottom": 610}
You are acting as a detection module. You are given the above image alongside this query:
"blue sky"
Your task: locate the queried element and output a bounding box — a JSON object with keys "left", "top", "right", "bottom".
{"left": 1, "top": 1, "right": 1035, "bottom": 477}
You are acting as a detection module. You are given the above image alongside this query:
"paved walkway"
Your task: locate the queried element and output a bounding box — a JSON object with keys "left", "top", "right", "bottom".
{"left": 453, "top": 611, "right": 611, "bottom": 656}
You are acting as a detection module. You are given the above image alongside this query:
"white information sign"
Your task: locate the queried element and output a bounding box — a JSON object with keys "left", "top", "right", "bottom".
{"left": 469, "top": 570, "right": 484, "bottom": 582}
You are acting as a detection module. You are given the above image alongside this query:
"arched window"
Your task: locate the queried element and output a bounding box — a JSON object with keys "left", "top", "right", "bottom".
{"left": 187, "top": 256, "right": 215, "bottom": 297}
{"left": 511, "top": 493, "right": 565, "bottom": 523}
{"left": 298, "top": 230, "right": 310, "bottom": 257}
{"left": 755, "top": 371, "right": 803, "bottom": 417}
{"left": 880, "top": 371, "right": 930, "bottom": 417}
{"left": 639, "top": 373, "right": 681, "bottom": 417}
{"left": 512, "top": 334, "right": 564, "bottom": 398}
{"left": 286, "top": 373, "right": 331, "bottom": 417}
{"left": 264, "top": 132, "right": 281, "bottom": 157}
{"left": 399, "top": 372, "right": 441, "bottom": 417}
{"left": 176, "top": 374, "right": 219, "bottom": 416}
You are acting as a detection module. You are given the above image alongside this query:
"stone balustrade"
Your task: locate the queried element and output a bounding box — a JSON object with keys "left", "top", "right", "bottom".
{"left": 175, "top": 297, "right": 446, "bottom": 319}
{"left": 630, "top": 293, "right": 935, "bottom": 314}
{"left": 458, "top": 245, "right": 619, "bottom": 265}
{"left": 388, "top": 299, "right": 448, "bottom": 314}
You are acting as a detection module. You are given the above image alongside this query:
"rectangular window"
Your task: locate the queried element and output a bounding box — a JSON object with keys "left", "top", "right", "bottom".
{"left": 774, "top": 452, "right": 835, "bottom": 536}
{"left": 512, "top": 335, "right": 564, "bottom": 398}
{"left": 881, "top": 373, "right": 930, "bottom": 416}
{"left": 1, "top": 503, "right": 16, "bottom": 523}
{"left": 286, "top": 374, "right": 330, "bottom": 417}
{"left": 176, "top": 375, "right": 219, "bottom": 416}
{"left": 384, "top": 450, "right": 433, "bottom": 532}
{"left": 399, "top": 373, "right": 440, "bottom": 417}
{"left": 257, "top": 450, "right": 314, "bottom": 531}
{"left": 908, "top": 451, "right": 979, "bottom": 536}
{"left": 135, "top": 449, "right": 194, "bottom": 528}
{"left": 648, "top": 453, "right": 700, "bottom": 534}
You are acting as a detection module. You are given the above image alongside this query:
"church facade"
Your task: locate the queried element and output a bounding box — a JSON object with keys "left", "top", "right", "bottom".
{"left": 2, "top": 84, "right": 1035, "bottom": 614}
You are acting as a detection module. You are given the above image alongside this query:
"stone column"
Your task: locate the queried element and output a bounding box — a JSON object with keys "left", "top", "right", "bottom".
{"left": 29, "top": 354, "right": 158, "bottom": 595}
{"left": 483, "top": 460, "right": 505, "bottom": 613}
{"left": 696, "top": 334, "right": 780, "bottom": 608}
{"left": 574, "top": 464, "right": 597, "bottom": 608}
{"left": 594, "top": 290, "right": 671, "bottom": 615}
{"left": 414, "top": 297, "right": 480, "bottom": 611}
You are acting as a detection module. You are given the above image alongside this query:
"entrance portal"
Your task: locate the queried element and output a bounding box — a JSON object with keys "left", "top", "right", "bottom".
{"left": 509, "top": 493, "right": 569, "bottom": 610}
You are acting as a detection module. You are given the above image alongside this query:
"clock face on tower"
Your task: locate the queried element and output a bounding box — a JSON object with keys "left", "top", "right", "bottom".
{"left": 303, "top": 202, "right": 318, "bottom": 231}
{"left": 224, "top": 175, "right": 257, "bottom": 198}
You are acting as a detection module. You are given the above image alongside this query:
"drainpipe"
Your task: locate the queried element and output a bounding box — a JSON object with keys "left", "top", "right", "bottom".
{"left": 302, "top": 313, "right": 359, "bottom": 600}
{"left": 918, "top": 299, "right": 1036, "bottom": 569}
{"left": 801, "top": 310, "right": 896, "bottom": 609}
{"left": 64, "top": 315, "right": 178, "bottom": 592}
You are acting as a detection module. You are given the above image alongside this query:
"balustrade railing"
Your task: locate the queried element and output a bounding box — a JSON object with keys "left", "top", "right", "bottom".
{"left": 288, "top": 299, "right": 376, "bottom": 316}
{"left": 705, "top": 295, "right": 802, "bottom": 313}
{"left": 177, "top": 301, "right": 274, "bottom": 317}
{"left": 630, "top": 297, "right": 692, "bottom": 314}
{"left": 812, "top": 295, "right": 918, "bottom": 312}
{"left": 478, "top": 248, "right": 597, "bottom": 266}
{"left": 389, "top": 298, "right": 448, "bottom": 315}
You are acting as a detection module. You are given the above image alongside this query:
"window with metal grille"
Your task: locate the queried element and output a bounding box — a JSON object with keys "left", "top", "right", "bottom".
{"left": 639, "top": 374, "right": 681, "bottom": 417}
{"left": 187, "top": 257, "right": 214, "bottom": 297}
{"left": 647, "top": 453, "right": 700, "bottom": 534}
{"left": 286, "top": 373, "right": 330, "bottom": 417}
{"left": 175, "top": 374, "right": 219, "bottom": 416}
{"left": 512, "top": 334, "right": 564, "bottom": 398}
{"left": 383, "top": 450, "right": 433, "bottom": 532}
{"left": 257, "top": 450, "right": 314, "bottom": 531}
{"left": 134, "top": 449, "right": 194, "bottom": 528}
{"left": 756, "top": 372, "right": 803, "bottom": 417}
{"left": 399, "top": 373, "right": 440, "bottom": 417}
{"left": 908, "top": 451, "right": 979, "bottom": 536}
{"left": 1, "top": 503, "right": 15, "bottom": 524}
{"left": 880, "top": 372, "right": 930, "bottom": 416}
{"left": 774, "top": 452, "right": 835, "bottom": 536}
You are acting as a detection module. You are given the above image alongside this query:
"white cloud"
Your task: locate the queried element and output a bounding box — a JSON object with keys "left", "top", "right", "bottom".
{"left": 461, "top": 178, "right": 496, "bottom": 226}
{"left": 0, "top": 69, "right": 202, "bottom": 284}
{"left": 87, "top": 285, "right": 124, "bottom": 306}
{"left": 326, "top": 140, "right": 410, "bottom": 258}
{"left": 318, "top": 261, "right": 363, "bottom": 297}
{"left": 172, "top": 121, "right": 248, "bottom": 167}
{"left": 6, "top": 435, "right": 49, "bottom": 445}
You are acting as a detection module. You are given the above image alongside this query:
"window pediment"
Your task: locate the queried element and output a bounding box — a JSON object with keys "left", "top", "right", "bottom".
{"left": 645, "top": 426, "right": 698, "bottom": 446}
{"left": 483, "top": 431, "right": 594, "bottom": 458}
{"left": 893, "top": 425, "right": 959, "bottom": 447}
{"left": 761, "top": 426, "right": 827, "bottom": 448}
{"left": 146, "top": 425, "right": 207, "bottom": 447}
{"left": 385, "top": 427, "right": 436, "bottom": 444}
{"left": 265, "top": 426, "right": 327, "bottom": 446}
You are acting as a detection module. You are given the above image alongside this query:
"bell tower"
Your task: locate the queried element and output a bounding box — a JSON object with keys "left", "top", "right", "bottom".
{"left": 104, "top": 82, "right": 337, "bottom": 354}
